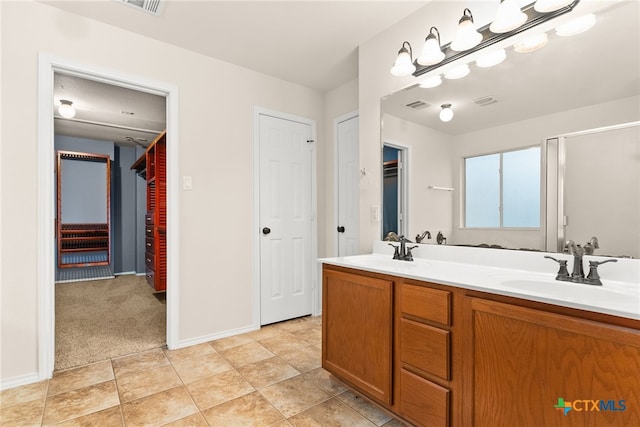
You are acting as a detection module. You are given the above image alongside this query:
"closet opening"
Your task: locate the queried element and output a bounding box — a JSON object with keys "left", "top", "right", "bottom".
{"left": 52, "top": 71, "right": 168, "bottom": 370}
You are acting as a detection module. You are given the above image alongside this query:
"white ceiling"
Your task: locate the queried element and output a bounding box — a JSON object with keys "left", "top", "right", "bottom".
{"left": 54, "top": 73, "right": 167, "bottom": 147}
{"left": 46, "top": 0, "right": 427, "bottom": 146}
{"left": 44, "top": 0, "right": 427, "bottom": 92}
{"left": 47, "top": 1, "right": 639, "bottom": 146}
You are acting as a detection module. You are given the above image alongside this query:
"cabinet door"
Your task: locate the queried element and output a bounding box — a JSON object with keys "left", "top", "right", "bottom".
{"left": 466, "top": 297, "right": 640, "bottom": 426}
{"left": 322, "top": 268, "right": 394, "bottom": 405}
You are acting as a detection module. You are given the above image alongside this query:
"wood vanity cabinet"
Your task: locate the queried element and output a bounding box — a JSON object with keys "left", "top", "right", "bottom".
{"left": 322, "top": 266, "right": 394, "bottom": 405}
{"left": 321, "top": 264, "right": 640, "bottom": 427}
{"left": 464, "top": 297, "right": 640, "bottom": 426}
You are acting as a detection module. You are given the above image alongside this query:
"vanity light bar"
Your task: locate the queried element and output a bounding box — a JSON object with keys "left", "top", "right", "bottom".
{"left": 413, "top": 0, "right": 580, "bottom": 77}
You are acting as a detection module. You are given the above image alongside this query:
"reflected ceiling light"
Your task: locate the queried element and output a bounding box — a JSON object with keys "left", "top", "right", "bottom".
{"left": 419, "top": 75, "right": 443, "bottom": 88}
{"left": 534, "top": 0, "right": 574, "bottom": 13}
{"left": 476, "top": 49, "right": 507, "bottom": 68}
{"left": 451, "top": 8, "right": 483, "bottom": 52}
{"left": 444, "top": 64, "right": 470, "bottom": 80}
{"left": 490, "top": 0, "right": 528, "bottom": 34}
{"left": 418, "top": 27, "right": 446, "bottom": 66}
{"left": 555, "top": 13, "right": 596, "bottom": 37}
{"left": 439, "top": 104, "right": 454, "bottom": 122}
{"left": 514, "top": 32, "right": 549, "bottom": 53}
{"left": 58, "top": 99, "right": 76, "bottom": 118}
{"left": 390, "top": 41, "right": 416, "bottom": 77}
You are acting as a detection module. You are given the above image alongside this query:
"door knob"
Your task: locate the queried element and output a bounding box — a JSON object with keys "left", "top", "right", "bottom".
{"left": 337, "top": 226, "right": 345, "bottom": 233}
{"left": 262, "top": 227, "right": 271, "bottom": 235}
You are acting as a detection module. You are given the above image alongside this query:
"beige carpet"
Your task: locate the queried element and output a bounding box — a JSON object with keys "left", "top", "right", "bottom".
{"left": 55, "top": 274, "right": 166, "bottom": 371}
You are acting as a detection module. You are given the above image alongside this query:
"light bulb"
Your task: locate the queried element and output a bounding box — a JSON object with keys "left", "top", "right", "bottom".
{"left": 417, "top": 27, "right": 445, "bottom": 66}
{"left": 451, "top": 9, "right": 483, "bottom": 52}
{"left": 514, "top": 32, "right": 549, "bottom": 53}
{"left": 58, "top": 100, "right": 76, "bottom": 119}
{"left": 476, "top": 49, "right": 507, "bottom": 68}
{"left": 555, "top": 14, "right": 596, "bottom": 37}
{"left": 440, "top": 104, "right": 454, "bottom": 122}
{"left": 419, "top": 75, "right": 443, "bottom": 89}
{"left": 444, "top": 64, "right": 470, "bottom": 80}
{"left": 390, "top": 42, "right": 416, "bottom": 77}
{"left": 534, "top": 0, "right": 574, "bottom": 13}
{"left": 490, "top": 0, "right": 528, "bottom": 34}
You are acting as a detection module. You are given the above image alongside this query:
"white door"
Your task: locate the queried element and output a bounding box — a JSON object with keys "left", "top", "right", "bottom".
{"left": 336, "top": 114, "right": 359, "bottom": 256}
{"left": 259, "top": 113, "right": 313, "bottom": 325}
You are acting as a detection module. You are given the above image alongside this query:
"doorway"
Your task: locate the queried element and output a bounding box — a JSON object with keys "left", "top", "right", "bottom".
{"left": 382, "top": 143, "right": 408, "bottom": 239}
{"left": 38, "top": 55, "right": 179, "bottom": 379}
{"left": 254, "top": 108, "right": 317, "bottom": 326}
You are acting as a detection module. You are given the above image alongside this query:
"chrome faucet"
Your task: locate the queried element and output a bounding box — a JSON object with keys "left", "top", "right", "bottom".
{"left": 415, "top": 230, "right": 431, "bottom": 243}
{"left": 389, "top": 235, "right": 418, "bottom": 261}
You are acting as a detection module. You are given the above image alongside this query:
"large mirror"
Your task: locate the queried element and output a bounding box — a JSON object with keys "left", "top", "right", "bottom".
{"left": 381, "top": 1, "right": 639, "bottom": 257}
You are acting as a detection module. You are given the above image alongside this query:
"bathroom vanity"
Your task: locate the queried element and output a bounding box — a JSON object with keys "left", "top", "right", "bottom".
{"left": 321, "top": 243, "right": 640, "bottom": 426}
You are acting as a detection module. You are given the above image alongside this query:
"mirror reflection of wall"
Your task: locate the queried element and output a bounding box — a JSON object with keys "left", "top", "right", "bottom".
{"left": 562, "top": 125, "right": 639, "bottom": 258}
{"left": 380, "top": 1, "right": 639, "bottom": 255}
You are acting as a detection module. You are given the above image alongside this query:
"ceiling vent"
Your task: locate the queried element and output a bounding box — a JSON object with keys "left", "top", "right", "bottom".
{"left": 474, "top": 96, "right": 499, "bottom": 107}
{"left": 116, "top": 0, "right": 162, "bottom": 15}
{"left": 404, "top": 100, "right": 430, "bottom": 111}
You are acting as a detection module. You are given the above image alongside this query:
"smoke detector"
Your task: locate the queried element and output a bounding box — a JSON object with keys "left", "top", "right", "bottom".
{"left": 115, "top": 0, "right": 162, "bottom": 16}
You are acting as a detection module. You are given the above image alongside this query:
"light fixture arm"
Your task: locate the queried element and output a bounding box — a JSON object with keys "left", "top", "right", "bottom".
{"left": 413, "top": 0, "right": 580, "bottom": 77}
{"left": 399, "top": 41, "right": 412, "bottom": 57}
{"left": 460, "top": 8, "right": 474, "bottom": 24}
{"left": 427, "top": 26, "right": 441, "bottom": 44}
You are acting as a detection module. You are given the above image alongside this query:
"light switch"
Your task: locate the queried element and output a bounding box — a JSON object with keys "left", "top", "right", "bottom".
{"left": 183, "top": 175, "right": 193, "bottom": 190}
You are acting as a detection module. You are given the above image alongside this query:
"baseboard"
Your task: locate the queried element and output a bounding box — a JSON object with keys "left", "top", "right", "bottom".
{"left": 171, "top": 323, "right": 260, "bottom": 351}
{"left": 0, "top": 372, "right": 42, "bottom": 392}
{"left": 114, "top": 271, "right": 137, "bottom": 276}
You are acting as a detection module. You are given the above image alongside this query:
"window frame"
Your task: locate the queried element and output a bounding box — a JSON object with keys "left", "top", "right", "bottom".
{"left": 462, "top": 145, "right": 542, "bottom": 230}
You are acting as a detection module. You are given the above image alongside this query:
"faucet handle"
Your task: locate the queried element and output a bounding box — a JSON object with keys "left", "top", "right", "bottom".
{"left": 544, "top": 255, "right": 570, "bottom": 280}
{"left": 405, "top": 245, "right": 419, "bottom": 261}
{"left": 585, "top": 259, "right": 617, "bottom": 286}
{"left": 388, "top": 243, "right": 400, "bottom": 259}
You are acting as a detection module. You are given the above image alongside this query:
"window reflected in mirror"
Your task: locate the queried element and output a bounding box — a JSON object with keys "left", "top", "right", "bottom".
{"left": 465, "top": 146, "right": 540, "bottom": 228}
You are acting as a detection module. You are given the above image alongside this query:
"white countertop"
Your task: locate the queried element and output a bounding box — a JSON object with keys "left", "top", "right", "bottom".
{"left": 319, "top": 242, "right": 640, "bottom": 321}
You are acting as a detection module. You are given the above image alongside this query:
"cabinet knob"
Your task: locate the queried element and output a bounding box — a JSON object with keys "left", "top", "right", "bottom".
{"left": 262, "top": 227, "right": 271, "bottom": 235}
{"left": 337, "top": 226, "right": 346, "bottom": 233}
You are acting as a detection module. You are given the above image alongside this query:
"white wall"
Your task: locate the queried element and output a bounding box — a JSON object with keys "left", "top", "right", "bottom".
{"left": 0, "top": 0, "right": 332, "bottom": 386}
{"left": 382, "top": 114, "right": 453, "bottom": 242}
{"left": 322, "top": 78, "right": 359, "bottom": 257}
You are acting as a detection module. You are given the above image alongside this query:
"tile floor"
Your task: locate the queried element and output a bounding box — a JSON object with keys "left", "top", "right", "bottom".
{"left": 1, "top": 316, "right": 408, "bottom": 426}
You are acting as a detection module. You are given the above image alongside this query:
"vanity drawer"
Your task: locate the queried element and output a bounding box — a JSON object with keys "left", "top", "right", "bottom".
{"left": 400, "top": 318, "right": 450, "bottom": 380}
{"left": 399, "top": 368, "right": 449, "bottom": 427}
{"left": 400, "top": 283, "right": 450, "bottom": 326}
